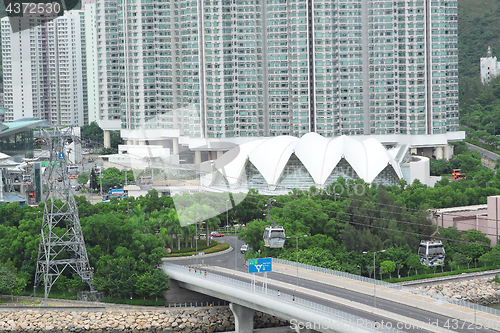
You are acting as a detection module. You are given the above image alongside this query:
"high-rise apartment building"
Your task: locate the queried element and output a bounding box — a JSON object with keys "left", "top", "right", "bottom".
{"left": 1, "top": 15, "right": 84, "bottom": 126}
{"left": 96, "top": 0, "right": 459, "bottom": 139}
{"left": 78, "top": 1, "right": 99, "bottom": 124}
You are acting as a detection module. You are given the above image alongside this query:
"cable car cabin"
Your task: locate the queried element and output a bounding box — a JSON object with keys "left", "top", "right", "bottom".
{"left": 263, "top": 225, "right": 286, "bottom": 248}
{"left": 418, "top": 240, "right": 445, "bottom": 266}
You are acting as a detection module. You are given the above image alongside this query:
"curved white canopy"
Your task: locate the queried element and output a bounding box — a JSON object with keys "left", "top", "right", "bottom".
{"left": 215, "top": 139, "right": 268, "bottom": 185}
{"left": 248, "top": 136, "right": 299, "bottom": 186}
{"left": 214, "top": 135, "right": 402, "bottom": 189}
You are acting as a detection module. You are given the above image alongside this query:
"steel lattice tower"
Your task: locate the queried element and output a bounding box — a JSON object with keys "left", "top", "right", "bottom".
{"left": 34, "top": 127, "right": 95, "bottom": 301}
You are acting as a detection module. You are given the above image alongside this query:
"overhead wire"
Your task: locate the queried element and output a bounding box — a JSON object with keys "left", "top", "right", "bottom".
{"left": 240, "top": 190, "right": 500, "bottom": 237}
{"left": 241, "top": 195, "right": 495, "bottom": 249}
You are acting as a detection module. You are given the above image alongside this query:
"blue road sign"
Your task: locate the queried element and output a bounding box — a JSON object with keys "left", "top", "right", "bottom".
{"left": 58, "top": 153, "right": 65, "bottom": 159}
{"left": 248, "top": 257, "right": 272, "bottom": 273}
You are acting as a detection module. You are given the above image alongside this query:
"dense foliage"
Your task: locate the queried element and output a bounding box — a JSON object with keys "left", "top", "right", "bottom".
{"left": 2, "top": 142, "right": 500, "bottom": 299}
{"left": 81, "top": 122, "right": 121, "bottom": 150}
{"left": 89, "top": 166, "right": 135, "bottom": 192}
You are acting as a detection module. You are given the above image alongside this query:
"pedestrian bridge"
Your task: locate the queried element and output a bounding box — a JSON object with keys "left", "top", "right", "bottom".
{"left": 163, "top": 263, "right": 401, "bottom": 333}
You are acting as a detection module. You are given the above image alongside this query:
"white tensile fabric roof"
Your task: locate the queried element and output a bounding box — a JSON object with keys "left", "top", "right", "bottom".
{"left": 217, "top": 133, "right": 403, "bottom": 187}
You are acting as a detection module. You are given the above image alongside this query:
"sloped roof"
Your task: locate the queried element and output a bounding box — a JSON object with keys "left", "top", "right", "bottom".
{"left": 215, "top": 134, "right": 402, "bottom": 189}
{"left": 0, "top": 119, "right": 44, "bottom": 138}
{"left": 248, "top": 136, "right": 299, "bottom": 186}
{"left": 214, "top": 138, "right": 267, "bottom": 185}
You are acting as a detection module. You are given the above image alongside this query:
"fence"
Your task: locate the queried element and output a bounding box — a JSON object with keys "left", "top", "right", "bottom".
{"left": 164, "top": 263, "right": 405, "bottom": 333}
{"left": 273, "top": 258, "right": 500, "bottom": 317}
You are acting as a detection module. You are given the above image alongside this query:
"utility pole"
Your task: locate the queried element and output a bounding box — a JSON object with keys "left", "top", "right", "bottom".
{"left": 99, "top": 167, "right": 103, "bottom": 201}
{"left": 363, "top": 249, "right": 385, "bottom": 308}
{"left": 34, "top": 127, "right": 96, "bottom": 303}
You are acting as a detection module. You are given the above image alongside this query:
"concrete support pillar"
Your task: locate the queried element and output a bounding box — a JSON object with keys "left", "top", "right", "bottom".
{"left": 103, "top": 130, "right": 111, "bottom": 148}
{"left": 217, "top": 151, "right": 224, "bottom": 159}
{"left": 444, "top": 144, "right": 453, "bottom": 160}
{"left": 139, "top": 141, "right": 146, "bottom": 146}
{"left": 127, "top": 140, "right": 134, "bottom": 145}
{"left": 172, "top": 138, "right": 179, "bottom": 155}
{"left": 229, "top": 303, "right": 254, "bottom": 333}
{"left": 194, "top": 151, "right": 201, "bottom": 164}
{"left": 435, "top": 147, "right": 444, "bottom": 159}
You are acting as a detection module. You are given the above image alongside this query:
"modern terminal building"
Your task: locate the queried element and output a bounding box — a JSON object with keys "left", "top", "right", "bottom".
{"left": 0, "top": 119, "right": 44, "bottom": 205}
{"left": 200, "top": 132, "right": 439, "bottom": 195}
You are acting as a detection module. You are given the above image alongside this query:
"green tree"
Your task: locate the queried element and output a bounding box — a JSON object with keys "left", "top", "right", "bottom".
{"left": 135, "top": 269, "right": 170, "bottom": 300}
{"left": 94, "top": 256, "right": 138, "bottom": 298}
{"left": 278, "top": 248, "right": 342, "bottom": 271}
{"left": 77, "top": 172, "right": 90, "bottom": 186}
{"left": 90, "top": 168, "right": 98, "bottom": 191}
{"left": 81, "top": 122, "right": 104, "bottom": 146}
{"left": 478, "top": 252, "right": 493, "bottom": 267}
{"left": 380, "top": 260, "right": 396, "bottom": 279}
{"left": 406, "top": 254, "right": 421, "bottom": 276}
{"left": 0, "top": 264, "right": 16, "bottom": 294}
{"left": 237, "top": 219, "right": 269, "bottom": 253}
{"left": 101, "top": 167, "right": 125, "bottom": 192}
{"left": 453, "top": 253, "right": 469, "bottom": 270}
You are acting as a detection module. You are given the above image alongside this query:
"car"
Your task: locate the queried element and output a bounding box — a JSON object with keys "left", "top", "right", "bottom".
{"left": 240, "top": 244, "right": 249, "bottom": 254}
{"left": 72, "top": 184, "right": 83, "bottom": 191}
{"left": 210, "top": 231, "right": 224, "bottom": 237}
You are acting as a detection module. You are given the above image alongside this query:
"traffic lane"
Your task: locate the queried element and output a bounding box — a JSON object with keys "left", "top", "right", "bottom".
{"left": 169, "top": 242, "right": 500, "bottom": 332}
{"left": 466, "top": 142, "right": 500, "bottom": 161}
{"left": 264, "top": 271, "right": 498, "bottom": 333}
{"left": 201, "top": 268, "right": 497, "bottom": 333}
{"left": 196, "top": 268, "right": 430, "bottom": 333}
{"left": 173, "top": 236, "right": 249, "bottom": 271}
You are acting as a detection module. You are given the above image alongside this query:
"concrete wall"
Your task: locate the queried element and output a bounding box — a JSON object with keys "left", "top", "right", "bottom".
{"left": 487, "top": 196, "right": 500, "bottom": 245}
{"left": 437, "top": 201, "right": 496, "bottom": 245}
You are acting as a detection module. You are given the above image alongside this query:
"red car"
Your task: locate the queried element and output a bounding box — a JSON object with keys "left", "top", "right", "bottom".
{"left": 210, "top": 231, "right": 224, "bottom": 237}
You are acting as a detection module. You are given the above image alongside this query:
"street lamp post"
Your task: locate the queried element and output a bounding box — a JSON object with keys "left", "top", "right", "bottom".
{"left": 226, "top": 199, "right": 230, "bottom": 232}
{"left": 362, "top": 249, "right": 385, "bottom": 308}
{"left": 235, "top": 226, "right": 238, "bottom": 270}
{"left": 96, "top": 165, "right": 103, "bottom": 202}
{"left": 286, "top": 235, "right": 308, "bottom": 286}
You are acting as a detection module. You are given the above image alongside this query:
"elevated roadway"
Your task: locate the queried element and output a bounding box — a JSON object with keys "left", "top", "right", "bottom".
{"left": 163, "top": 236, "right": 500, "bottom": 333}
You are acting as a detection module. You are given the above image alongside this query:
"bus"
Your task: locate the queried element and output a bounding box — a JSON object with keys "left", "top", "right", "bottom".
{"left": 67, "top": 165, "right": 79, "bottom": 178}
{"left": 104, "top": 189, "right": 127, "bottom": 200}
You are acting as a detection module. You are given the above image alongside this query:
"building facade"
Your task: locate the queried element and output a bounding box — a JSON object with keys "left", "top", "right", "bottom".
{"left": 1, "top": 15, "right": 84, "bottom": 126}
{"left": 96, "top": 0, "right": 459, "bottom": 139}
{"left": 480, "top": 46, "right": 500, "bottom": 85}
{"left": 78, "top": 1, "right": 99, "bottom": 124}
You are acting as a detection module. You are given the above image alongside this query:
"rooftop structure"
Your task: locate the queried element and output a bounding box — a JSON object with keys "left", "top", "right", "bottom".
{"left": 480, "top": 46, "right": 500, "bottom": 84}
{"left": 208, "top": 133, "right": 403, "bottom": 194}
{"left": 435, "top": 196, "right": 500, "bottom": 246}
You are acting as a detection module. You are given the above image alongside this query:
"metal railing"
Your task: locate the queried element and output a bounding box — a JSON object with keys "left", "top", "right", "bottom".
{"left": 274, "top": 258, "right": 500, "bottom": 318}
{"left": 164, "top": 263, "right": 405, "bottom": 333}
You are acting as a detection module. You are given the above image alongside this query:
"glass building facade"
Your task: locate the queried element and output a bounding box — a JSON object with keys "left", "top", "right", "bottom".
{"left": 96, "top": 0, "right": 458, "bottom": 138}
